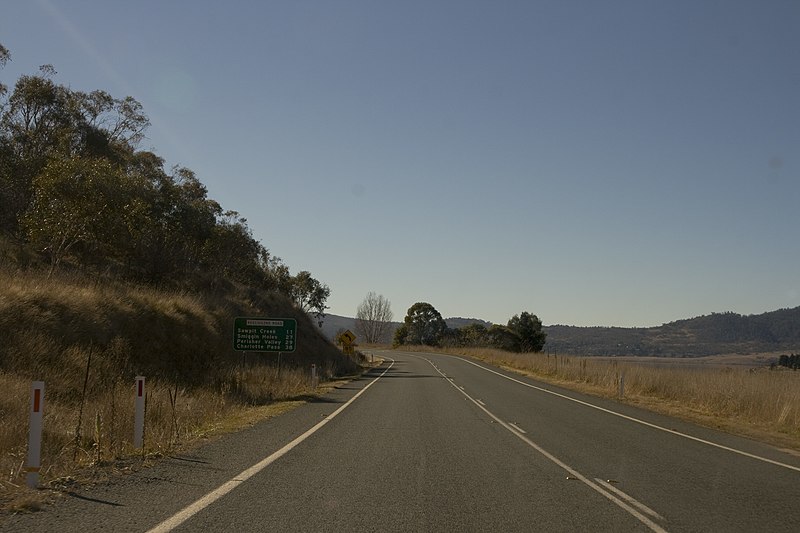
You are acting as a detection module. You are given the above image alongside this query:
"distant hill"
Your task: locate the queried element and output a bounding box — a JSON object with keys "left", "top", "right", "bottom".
{"left": 316, "top": 314, "right": 361, "bottom": 341}
{"left": 444, "top": 317, "right": 494, "bottom": 329}
{"left": 544, "top": 307, "right": 800, "bottom": 356}
{"left": 319, "top": 307, "right": 800, "bottom": 356}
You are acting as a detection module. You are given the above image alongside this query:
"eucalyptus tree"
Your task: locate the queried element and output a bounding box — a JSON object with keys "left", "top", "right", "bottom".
{"left": 0, "top": 61, "right": 148, "bottom": 237}
{"left": 0, "top": 42, "right": 10, "bottom": 101}
{"left": 291, "top": 271, "right": 330, "bottom": 326}
{"left": 1, "top": 66, "right": 72, "bottom": 234}
{"left": 22, "top": 156, "right": 130, "bottom": 275}
{"left": 508, "top": 311, "right": 547, "bottom": 352}
{"left": 395, "top": 302, "right": 447, "bottom": 346}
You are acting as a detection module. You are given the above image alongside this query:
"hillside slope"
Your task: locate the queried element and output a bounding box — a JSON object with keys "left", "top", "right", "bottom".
{"left": 0, "top": 269, "right": 363, "bottom": 504}
{"left": 0, "top": 272, "right": 354, "bottom": 391}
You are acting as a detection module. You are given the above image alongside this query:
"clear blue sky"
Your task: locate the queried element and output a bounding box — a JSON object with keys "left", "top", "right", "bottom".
{"left": 3, "top": 1, "right": 798, "bottom": 327}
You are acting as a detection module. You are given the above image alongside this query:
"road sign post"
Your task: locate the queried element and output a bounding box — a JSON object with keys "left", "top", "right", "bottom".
{"left": 26, "top": 381, "right": 45, "bottom": 488}
{"left": 134, "top": 376, "right": 145, "bottom": 449}
{"left": 234, "top": 317, "right": 297, "bottom": 353}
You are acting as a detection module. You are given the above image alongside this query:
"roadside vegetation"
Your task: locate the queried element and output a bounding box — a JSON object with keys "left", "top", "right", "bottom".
{"left": 0, "top": 45, "right": 363, "bottom": 512}
{"left": 404, "top": 346, "right": 800, "bottom": 451}
{"left": 0, "top": 269, "right": 362, "bottom": 512}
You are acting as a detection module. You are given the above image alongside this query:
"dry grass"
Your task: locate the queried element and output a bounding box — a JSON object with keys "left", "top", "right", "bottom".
{"left": 417, "top": 346, "right": 800, "bottom": 451}
{"left": 0, "top": 269, "right": 361, "bottom": 511}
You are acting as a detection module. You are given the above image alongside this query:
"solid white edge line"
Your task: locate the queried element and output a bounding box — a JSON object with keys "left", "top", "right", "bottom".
{"left": 421, "top": 357, "right": 668, "bottom": 532}
{"left": 439, "top": 353, "right": 800, "bottom": 473}
{"left": 419, "top": 356, "right": 669, "bottom": 533}
{"left": 146, "top": 360, "right": 396, "bottom": 533}
{"left": 594, "top": 478, "right": 665, "bottom": 521}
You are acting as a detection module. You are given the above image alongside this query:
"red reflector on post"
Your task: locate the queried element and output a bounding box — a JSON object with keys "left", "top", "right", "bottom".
{"left": 33, "top": 388, "right": 41, "bottom": 413}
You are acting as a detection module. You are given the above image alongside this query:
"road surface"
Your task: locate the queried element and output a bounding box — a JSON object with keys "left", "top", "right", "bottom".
{"left": 3, "top": 350, "right": 800, "bottom": 532}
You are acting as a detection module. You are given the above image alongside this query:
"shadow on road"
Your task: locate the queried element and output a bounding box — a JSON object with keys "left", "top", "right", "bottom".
{"left": 167, "top": 455, "right": 210, "bottom": 465}
{"left": 371, "top": 368, "right": 443, "bottom": 379}
{"left": 306, "top": 395, "right": 345, "bottom": 404}
{"left": 377, "top": 374, "right": 443, "bottom": 379}
{"left": 66, "top": 491, "right": 124, "bottom": 507}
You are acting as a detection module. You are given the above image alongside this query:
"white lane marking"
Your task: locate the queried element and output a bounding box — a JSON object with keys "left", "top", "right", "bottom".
{"left": 421, "top": 356, "right": 668, "bottom": 533}
{"left": 146, "top": 361, "right": 396, "bottom": 533}
{"left": 595, "top": 478, "right": 665, "bottom": 522}
{"left": 434, "top": 353, "right": 800, "bottom": 474}
{"left": 508, "top": 422, "right": 526, "bottom": 434}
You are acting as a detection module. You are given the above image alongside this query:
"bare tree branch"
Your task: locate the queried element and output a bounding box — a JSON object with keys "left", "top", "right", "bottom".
{"left": 355, "top": 292, "right": 394, "bottom": 344}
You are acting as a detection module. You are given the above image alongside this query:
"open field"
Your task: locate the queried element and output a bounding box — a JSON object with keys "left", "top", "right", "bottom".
{"left": 591, "top": 352, "right": 782, "bottom": 369}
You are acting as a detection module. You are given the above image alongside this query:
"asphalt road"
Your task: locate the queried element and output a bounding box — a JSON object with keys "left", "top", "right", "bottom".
{"left": 3, "top": 350, "right": 800, "bottom": 532}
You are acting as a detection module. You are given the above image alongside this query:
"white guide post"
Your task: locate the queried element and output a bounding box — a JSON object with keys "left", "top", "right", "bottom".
{"left": 134, "top": 376, "right": 145, "bottom": 449}
{"left": 26, "top": 381, "right": 45, "bottom": 488}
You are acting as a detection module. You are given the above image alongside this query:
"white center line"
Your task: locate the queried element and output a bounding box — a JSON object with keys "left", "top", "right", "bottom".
{"left": 508, "top": 422, "right": 526, "bottom": 434}
{"left": 420, "top": 356, "right": 668, "bottom": 533}
{"left": 441, "top": 354, "right": 800, "bottom": 473}
{"left": 595, "top": 478, "right": 665, "bottom": 521}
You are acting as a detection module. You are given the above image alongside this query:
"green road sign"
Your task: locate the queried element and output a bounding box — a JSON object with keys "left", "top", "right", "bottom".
{"left": 234, "top": 317, "right": 297, "bottom": 352}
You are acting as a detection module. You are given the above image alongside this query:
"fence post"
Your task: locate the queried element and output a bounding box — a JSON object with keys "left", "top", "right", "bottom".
{"left": 618, "top": 369, "right": 626, "bottom": 398}
{"left": 134, "top": 376, "right": 145, "bottom": 449}
{"left": 27, "top": 381, "right": 45, "bottom": 488}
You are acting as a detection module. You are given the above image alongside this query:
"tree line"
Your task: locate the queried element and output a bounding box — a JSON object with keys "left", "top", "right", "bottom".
{"left": 0, "top": 45, "right": 329, "bottom": 320}
{"left": 776, "top": 354, "right": 800, "bottom": 370}
{"left": 392, "top": 301, "right": 546, "bottom": 353}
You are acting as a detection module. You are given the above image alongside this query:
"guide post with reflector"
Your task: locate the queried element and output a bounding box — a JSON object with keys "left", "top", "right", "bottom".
{"left": 134, "top": 376, "right": 145, "bottom": 449}
{"left": 26, "top": 381, "right": 45, "bottom": 488}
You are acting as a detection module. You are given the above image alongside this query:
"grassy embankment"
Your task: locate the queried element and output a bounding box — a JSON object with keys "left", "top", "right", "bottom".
{"left": 404, "top": 346, "right": 800, "bottom": 452}
{"left": 0, "top": 270, "right": 361, "bottom": 511}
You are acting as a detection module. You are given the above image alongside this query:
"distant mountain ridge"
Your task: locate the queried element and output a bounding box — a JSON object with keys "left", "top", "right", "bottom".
{"left": 444, "top": 317, "right": 493, "bottom": 329}
{"left": 544, "top": 307, "right": 800, "bottom": 356}
{"left": 317, "top": 307, "right": 800, "bottom": 356}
